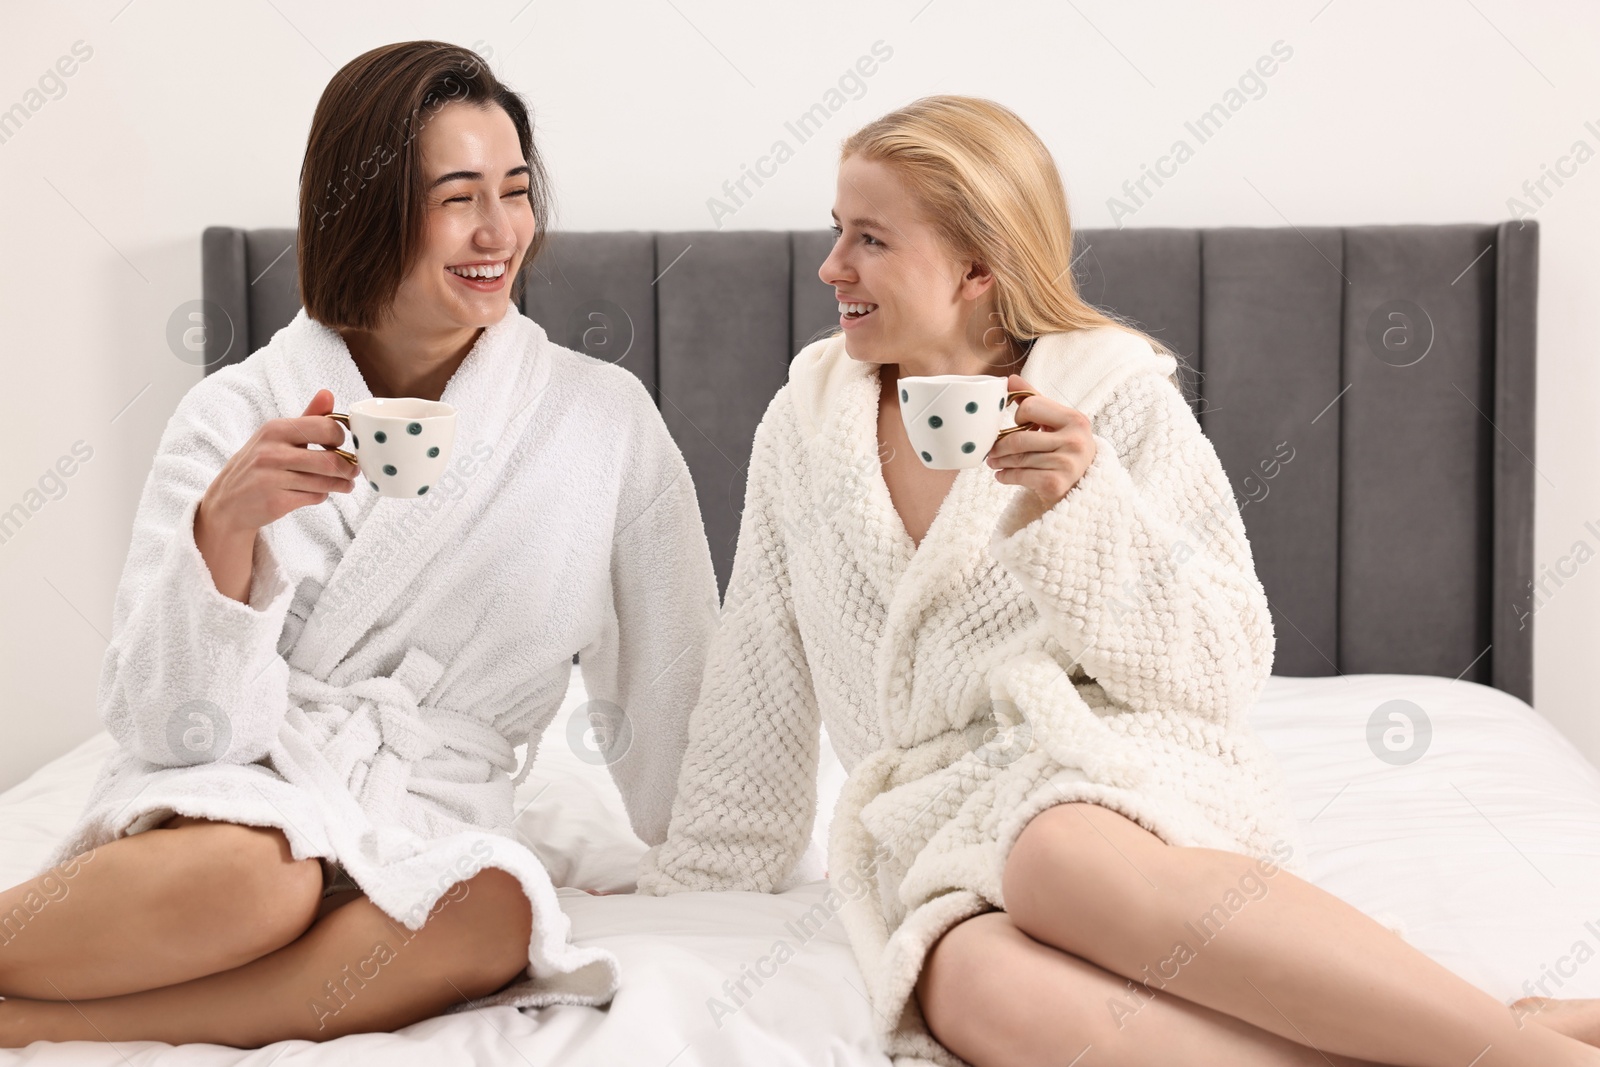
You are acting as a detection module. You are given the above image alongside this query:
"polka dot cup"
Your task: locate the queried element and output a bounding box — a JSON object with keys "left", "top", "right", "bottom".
{"left": 896, "top": 374, "right": 1037, "bottom": 470}
{"left": 325, "top": 397, "right": 457, "bottom": 499}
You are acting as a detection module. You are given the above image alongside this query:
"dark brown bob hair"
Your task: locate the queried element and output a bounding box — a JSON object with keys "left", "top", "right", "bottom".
{"left": 297, "top": 40, "right": 553, "bottom": 330}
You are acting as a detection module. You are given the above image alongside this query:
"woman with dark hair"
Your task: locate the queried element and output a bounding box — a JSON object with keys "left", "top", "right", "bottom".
{"left": 0, "top": 41, "right": 718, "bottom": 1046}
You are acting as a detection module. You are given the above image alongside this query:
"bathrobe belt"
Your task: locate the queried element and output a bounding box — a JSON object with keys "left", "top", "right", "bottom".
{"left": 840, "top": 673, "right": 1159, "bottom": 882}
{"left": 281, "top": 646, "right": 521, "bottom": 861}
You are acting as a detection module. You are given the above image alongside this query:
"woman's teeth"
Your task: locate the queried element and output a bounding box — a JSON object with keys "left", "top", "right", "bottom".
{"left": 839, "top": 301, "right": 878, "bottom": 318}
{"left": 447, "top": 261, "right": 506, "bottom": 279}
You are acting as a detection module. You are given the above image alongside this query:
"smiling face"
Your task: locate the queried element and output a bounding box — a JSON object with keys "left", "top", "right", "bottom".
{"left": 819, "top": 154, "right": 1004, "bottom": 372}
{"left": 391, "top": 101, "right": 537, "bottom": 333}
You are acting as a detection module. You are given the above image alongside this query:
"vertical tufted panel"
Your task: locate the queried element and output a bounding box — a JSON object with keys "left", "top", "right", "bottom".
{"left": 1341, "top": 224, "right": 1498, "bottom": 685}
{"left": 1072, "top": 228, "right": 1203, "bottom": 408}
{"left": 1201, "top": 227, "right": 1345, "bottom": 679}
{"left": 200, "top": 226, "right": 250, "bottom": 373}
{"left": 654, "top": 232, "right": 793, "bottom": 597}
{"left": 242, "top": 229, "right": 301, "bottom": 357}
{"left": 520, "top": 231, "right": 659, "bottom": 397}
{"left": 1491, "top": 221, "right": 1538, "bottom": 703}
{"left": 792, "top": 230, "right": 842, "bottom": 355}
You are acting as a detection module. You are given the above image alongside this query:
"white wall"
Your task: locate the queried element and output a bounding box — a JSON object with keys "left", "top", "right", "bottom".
{"left": 1, "top": 0, "right": 1596, "bottom": 791}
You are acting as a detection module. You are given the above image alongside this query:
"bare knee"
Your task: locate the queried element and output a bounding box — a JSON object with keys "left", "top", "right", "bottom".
{"left": 157, "top": 815, "right": 324, "bottom": 954}
{"left": 918, "top": 911, "right": 1107, "bottom": 1067}
{"left": 916, "top": 912, "right": 1008, "bottom": 1059}
{"left": 421, "top": 867, "right": 532, "bottom": 1000}
{"left": 1002, "top": 802, "right": 1165, "bottom": 950}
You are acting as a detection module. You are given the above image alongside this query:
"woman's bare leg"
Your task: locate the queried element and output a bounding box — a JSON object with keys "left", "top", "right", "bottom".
{"left": 0, "top": 814, "right": 325, "bottom": 1000}
{"left": 0, "top": 867, "right": 533, "bottom": 1047}
{"left": 918, "top": 910, "right": 1394, "bottom": 1067}
{"left": 1000, "top": 802, "right": 1600, "bottom": 1067}
{"left": 1511, "top": 997, "right": 1600, "bottom": 1045}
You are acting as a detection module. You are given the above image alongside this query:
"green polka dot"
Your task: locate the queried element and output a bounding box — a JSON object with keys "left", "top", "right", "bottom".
{"left": 352, "top": 434, "right": 360, "bottom": 449}
{"left": 966, "top": 401, "right": 978, "bottom": 413}
{"left": 374, "top": 430, "right": 387, "bottom": 443}
{"left": 382, "top": 464, "right": 397, "bottom": 476}
{"left": 369, "top": 480, "right": 379, "bottom": 490}
{"left": 417, "top": 485, "right": 429, "bottom": 495}
{"left": 998, "top": 398, "right": 1004, "bottom": 410}
{"left": 928, "top": 415, "right": 943, "bottom": 428}
{"left": 920, "top": 451, "right": 932, "bottom": 463}
{"left": 900, "top": 388, "right": 908, "bottom": 403}
{"left": 407, "top": 422, "right": 422, "bottom": 435}
{"left": 962, "top": 441, "right": 976, "bottom": 453}
{"left": 427, "top": 446, "right": 439, "bottom": 458}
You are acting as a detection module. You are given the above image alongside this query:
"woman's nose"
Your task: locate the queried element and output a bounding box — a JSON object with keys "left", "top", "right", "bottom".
{"left": 819, "top": 244, "right": 851, "bottom": 287}
{"left": 476, "top": 198, "right": 516, "bottom": 245}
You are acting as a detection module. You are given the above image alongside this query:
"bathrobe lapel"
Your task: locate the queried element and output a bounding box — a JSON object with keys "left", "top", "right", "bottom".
{"left": 815, "top": 353, "right": 1031, "bottom": 606}
{"left": 814, "top": 362, "right": 911, "bottom": 607}
{"left": 257, "top": 309, "right": 551, "bottom": 678}
{"left": 822, "top": 344, "right": 1043, "bottom": 633}
{"left": 810, "top": 352, "right": 1023, "bottom": 743}
{"left": 789, "top": 328, "right": 1179, "bottom": 743}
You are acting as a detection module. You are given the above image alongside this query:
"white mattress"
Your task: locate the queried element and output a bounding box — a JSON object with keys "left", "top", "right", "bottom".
{"left": 3, "top": 671, "right": 1598, "bottom": 1064}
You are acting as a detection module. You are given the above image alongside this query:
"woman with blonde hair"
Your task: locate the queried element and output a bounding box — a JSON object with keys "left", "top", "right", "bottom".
{"left": 639, "top": 95, "right": 1600, "bottom": 1066}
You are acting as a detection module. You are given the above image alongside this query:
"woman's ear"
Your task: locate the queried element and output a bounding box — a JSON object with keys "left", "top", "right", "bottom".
{"left": 961, "top": 260, "right": 998, "bottom": 300}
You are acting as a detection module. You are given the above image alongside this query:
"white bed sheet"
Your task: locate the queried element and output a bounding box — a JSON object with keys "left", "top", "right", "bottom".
{"left": 2, "top": 671, "right": 1597, "bottom": 1064}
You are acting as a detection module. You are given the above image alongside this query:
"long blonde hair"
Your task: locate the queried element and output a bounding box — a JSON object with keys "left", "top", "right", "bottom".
{"left": 839, "top": 95, "right": 1183, "bottom": 389}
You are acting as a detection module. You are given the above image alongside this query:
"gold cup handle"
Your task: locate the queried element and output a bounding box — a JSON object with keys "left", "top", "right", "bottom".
{"left": 994, "top": 389, "right": 1039, "bottom": 439}
{"left": 323, "top": 412, "right": 358, "bottom": 464}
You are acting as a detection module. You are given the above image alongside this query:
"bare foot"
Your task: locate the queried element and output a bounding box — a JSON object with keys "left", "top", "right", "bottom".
{"left": 1513, "top": 996, "right": 1600, "bottom": 1046}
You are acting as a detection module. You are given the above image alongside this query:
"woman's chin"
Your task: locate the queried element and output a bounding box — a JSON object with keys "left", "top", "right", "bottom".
{"left": 842, "top": 336, "right": 884, "bottom": 365}
{"left": 443, "top": 298, "right": 512, "bottom": 330}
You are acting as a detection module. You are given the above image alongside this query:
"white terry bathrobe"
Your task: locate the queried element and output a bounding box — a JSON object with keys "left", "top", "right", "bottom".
{"left": 637, "top": 325, "right": 1307, "bottom": 1067}
{"left": 36, "top": 306, "right": 720, "bottom": 1013}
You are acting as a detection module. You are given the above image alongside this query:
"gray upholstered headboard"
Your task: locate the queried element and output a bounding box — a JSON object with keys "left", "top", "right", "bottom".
{"left": 201, "top": 223, "right": 1539, "bottom": 703}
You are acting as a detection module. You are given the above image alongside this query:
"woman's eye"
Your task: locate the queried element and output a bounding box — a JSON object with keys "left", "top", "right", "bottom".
{"left": 829, "top": 225, "right": 882, "bottom": 248}
{"left": 444, "top": 189, "right": 531, "bottom": 204}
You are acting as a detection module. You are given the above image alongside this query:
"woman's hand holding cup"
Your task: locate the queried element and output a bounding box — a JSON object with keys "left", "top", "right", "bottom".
{"left": 198, "top": 388, "right": 359, "bottom": 535}
{"left": 194, "top": 388, "right": 356, "bottom": 602}
{"left": 985, "top": 373, "right": 1097, "bottom": 511}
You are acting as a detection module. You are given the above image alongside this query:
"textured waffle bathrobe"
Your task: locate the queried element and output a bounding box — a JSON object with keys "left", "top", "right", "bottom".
{"left": 37, "top": 306, "right": 720, "bottom": 1013}
{"left": 637, "top": 325, "right": 1306, "bottom": 1067}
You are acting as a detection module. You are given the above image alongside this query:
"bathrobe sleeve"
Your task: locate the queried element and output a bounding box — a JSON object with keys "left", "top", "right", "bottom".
{"left": 578, "top": 380, "right": 721, "bottom": 848}
{"left": 635, "top": 397, "right": 823, "bottom": 894}
{"left": 100, "top": 383, "right": 297, "bottom": 767}
{"left": 987, "top": 370, "right": 1274, "bottom": 726}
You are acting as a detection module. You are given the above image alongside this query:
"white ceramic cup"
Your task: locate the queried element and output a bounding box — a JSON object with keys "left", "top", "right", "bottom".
{"left": 896, "top": 374, "right": 1038, "bottom": 470}
{"left": 325, "top": 397, "right": 457, "bottom": 499}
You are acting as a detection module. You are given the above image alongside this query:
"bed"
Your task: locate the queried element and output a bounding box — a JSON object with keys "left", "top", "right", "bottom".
{"left": 6, "top": 670, "right": 1600, "bottom": 1064}
{"left": 6, "top": 219, "right": 1594, "bottom": 1064}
